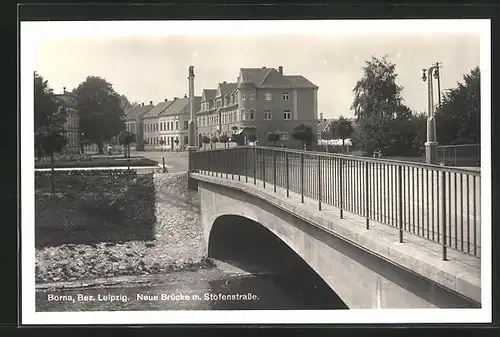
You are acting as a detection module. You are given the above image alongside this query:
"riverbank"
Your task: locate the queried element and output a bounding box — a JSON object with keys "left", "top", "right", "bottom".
{"left": 35, "top": 172, "right": 210, "bottom": 286}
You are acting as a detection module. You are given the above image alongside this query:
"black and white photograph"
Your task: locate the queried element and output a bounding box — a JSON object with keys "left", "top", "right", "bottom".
{"left": 21, "top": 19, "right": 491, "bottom": 325}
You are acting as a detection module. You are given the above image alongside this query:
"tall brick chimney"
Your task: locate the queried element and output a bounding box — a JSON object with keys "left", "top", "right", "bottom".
{"left": 150, "top": 101, "right": 153, "bottom": 105}
{"left": 278, "top": 66, "right": 283, "bottom": 75}
{"left": 141, "top": 102, "right": 144, "bottom": 106}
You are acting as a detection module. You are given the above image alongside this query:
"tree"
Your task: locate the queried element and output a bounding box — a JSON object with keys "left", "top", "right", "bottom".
{"left": 292, "top": 124, "right": 314, "bottom": 150}
{"left": 350, "top": 56, "right": 418, "bottom": 156}
{"left": 119, "top": 94, "right": 136, "bottom": 111}
{"left": 118, "top": 131, "right": 136, "bottom": 158}
{"left": 202, "top": 135, "right": 211, "bottom": 150}
{"left": 267, "top": 132, "right": 280, "bottom": 145}
{"left": 435, "top": 67, "right": 480, "bottom": 145}
{"left": 332, "top": 116, "right": 354, "bottom": 148}
{"left": 36, "top": 126, "right": 68, "bottom": 192}
{"left": 211, "top": 136, "right": 219, "bottom": 149}
{"left": 219, "top": 134, "right": 230, "bottom": 147}
{"left": 74, "top": 76, "right": 126, "bottom": 154}
{"left": 34, "top": 72, "right": 68, "bottom": 158}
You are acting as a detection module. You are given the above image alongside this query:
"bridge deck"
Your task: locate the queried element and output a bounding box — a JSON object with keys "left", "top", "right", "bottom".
{"left": 192, "top": 171, "right": 481, "bottom": 304}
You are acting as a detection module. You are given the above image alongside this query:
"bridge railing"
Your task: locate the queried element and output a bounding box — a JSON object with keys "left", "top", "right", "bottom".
{"left": 191, "top": 146, "right": 481, "bottom": 260}
{"left": 436, "top": 144, "right": 480, "bottom": 167}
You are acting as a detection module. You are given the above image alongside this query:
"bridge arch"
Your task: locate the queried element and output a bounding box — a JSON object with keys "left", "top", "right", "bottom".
{"left": 197, "top": 178, "right": 480, "bottom": 309}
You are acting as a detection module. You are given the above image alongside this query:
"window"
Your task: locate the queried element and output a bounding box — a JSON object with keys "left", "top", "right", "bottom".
{"left": 250, "top": 110, "right": 254, "bottom": 120}
{"left": 280, "top": 132, "right": 289, "bottom": 140}
{"left": 170, "top": 121, "right": 174, "bottom": 130}
{"left": 184, "top": 121, "right": 189, "bottom": 129}
{"left": 249, "top": 94, "right": 255, "bottom": 100}
{"left": 184, "top": 136, "right": 188, "bottom": 145}
{"left": 160, "top": 122, "right": 163, "bottom": 131}
{"left": 284, "top": 109, "right": 291, "bottom": 120}
{"left": 234, "top": 111, "right": 238, "bottom": 122}
{"left": 163, "top": 122, "right": 166, "bottom": 130}
{"left": 265, "top": 93, "right": 272, "bottom": 101}
{"left": 241, "top": 93, "right": 246, "bottom": 100}
{"left": 283, "top": 92, "right": 289, "bottom": 101}
{"left": 264, "top": 110, "right": 272, "bottom": 120}
{"left": 176, "top": 121, "right": 179, "bottom": 130}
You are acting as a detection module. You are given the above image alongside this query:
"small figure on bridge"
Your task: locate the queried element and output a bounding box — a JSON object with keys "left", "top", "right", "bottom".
{"left": 373, "top": 148, "right": 383, "bottom": 158}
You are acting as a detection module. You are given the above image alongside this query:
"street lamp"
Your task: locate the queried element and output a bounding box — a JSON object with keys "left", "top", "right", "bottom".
{"left": 422, "top": 62, "right": 441, "bottom": 164}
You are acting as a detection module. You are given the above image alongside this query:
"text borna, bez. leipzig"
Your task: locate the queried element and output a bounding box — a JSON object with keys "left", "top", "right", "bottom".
{"left": 47, "top": 294, "right": 129, "bottom": 303}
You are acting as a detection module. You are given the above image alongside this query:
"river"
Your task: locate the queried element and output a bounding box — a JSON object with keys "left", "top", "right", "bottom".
{"left": 36, "top": 258, "right": 348, "bottom": 311}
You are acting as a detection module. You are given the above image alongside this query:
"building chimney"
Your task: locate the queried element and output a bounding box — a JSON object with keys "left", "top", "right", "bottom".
{"left": 63, "top": 86, "right": 66, "bottom": 94}
{"left": 184, "top": 94, "right": 187, "bottom": 98}
{"left": 142, "top": 102, "right": 144, "bottom": 106}
{"left": 223, "top": 81, "right": 226, "bottom": 84}
{"left": 278, "top": 66, "right": 283, "bottom": 75}
{"left": 320, "top": 113, "right": 323, "bottom": 121}
{"left": 165, "top": 98, "right": 168, "bottom": 102}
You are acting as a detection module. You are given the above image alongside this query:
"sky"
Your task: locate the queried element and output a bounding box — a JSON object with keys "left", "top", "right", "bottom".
{"left": 31, "top": 21, "right": 482, "bottom": 119}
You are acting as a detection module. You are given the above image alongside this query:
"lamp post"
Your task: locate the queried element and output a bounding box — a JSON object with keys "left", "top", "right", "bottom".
{"left": 421, "top": 62, "right": 441, "bottom": 164}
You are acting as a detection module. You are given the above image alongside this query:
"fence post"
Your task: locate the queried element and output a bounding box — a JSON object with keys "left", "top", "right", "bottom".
{"left": 285, "top": 151, "right": 289, "bottom": 198}
{"left": 398, "top": 165, "right": 403, "bottom": 243}
{"left": 273, "top": 149, "right": 277, "bottom": 193}
{"left": 245, "top": 148, "right": 248, "bottom": 183}
{"left": 162, "top": 157, "right": 166, "bottom": 173}
{"left": 365, "top": 161, "right": 369, "bottom": 229}
{"left": 253, "top": 147, "right": 257, "bottom": 185}
{"left": 318, "top": 155, "right": 322, "bottom": 211}
{"left": 300, "top": 153, "right": 304, "bottom": 203}
{"left": 225, "top": 150, "right": 228, "bottom": 179}
{"left": 237, "top": 147, "right": 240, "bottom": 181}
{"left": 339, "top": 157, "right": 343, "bottom": 219}
{"left": 441, "top": 170, "right": 448, "bottom": 260}
{"left": 263, "top": 148, "right": 266, "bottom": 189}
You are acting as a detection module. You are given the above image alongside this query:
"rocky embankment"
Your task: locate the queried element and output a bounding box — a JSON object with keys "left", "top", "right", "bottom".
{"left": 35, "top": 172, "right": 212, "bottom": 285}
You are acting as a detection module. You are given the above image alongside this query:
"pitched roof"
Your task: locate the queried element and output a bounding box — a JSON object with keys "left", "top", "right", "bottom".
{"left": 318, "top": 119, "right": 334, "bottom": 133}
{"left": 283, "top": 75, "right": 318, "bottom": 89}
{"left": 159, "top": 97, "right": 201, "bottom": 117}
{"left": 143, "top": 100, "right": 174, "bottom": 118}
{"left": 125, "top": 103, "right": 155, "bottom": 121}
{"left": 217, "top": 82, "right": 237, "bottom": 97}
{"left": 53, "top": 93, "right": 77, "bottom": 109}
{"left": 238, "top": 67, "right": 318, "bottom": 89}
{"left": 202, "top": 89, "right": 217, "bottom": 101}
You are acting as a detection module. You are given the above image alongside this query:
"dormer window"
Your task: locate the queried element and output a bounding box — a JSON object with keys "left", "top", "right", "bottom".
{"left": 249, "top": 94, "right": 255, "bottom": 100}
{"left": 265, "top": 93, "right": 272, "bottom": 101}
{"left": 283, "top": 92, "right": 289, "bottom": 101}
{"left": 241, "top": 93, "right": 246, "bottom": 100}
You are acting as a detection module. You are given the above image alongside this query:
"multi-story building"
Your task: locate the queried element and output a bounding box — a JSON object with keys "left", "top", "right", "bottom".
{"left": 54, "top": 88, "right": 80, "bottom": 153}
{"left": 141, "top": 100, "right": 162, "bottom": 150}
{"left": 197, "top": 66, "right": 318, "bottom": 148}
{"left": 159, "top": 95, "right": 201, "bottom": 151}
{"left": 124, "top": 101, "right": 155, "bottom": 151}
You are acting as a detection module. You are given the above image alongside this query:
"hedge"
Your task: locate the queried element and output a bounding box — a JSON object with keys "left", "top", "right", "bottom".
{"left": 35, "top": 169, "right": 139, "bottom": 178}
{"left": 35, "top": 158, "right": 158, "bottom": 169}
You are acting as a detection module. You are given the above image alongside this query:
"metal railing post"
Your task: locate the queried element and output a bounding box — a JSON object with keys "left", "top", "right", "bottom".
{"left": 273, "top": 149, "right": 277, "bottom": 193}
{"left": 441, "top": 170, "right": 448, "bottom": 260}
{"left": 225, "top": 149, "right": 228, "bottom": 179}
{"left": 263, "top": 148, "right": 266, "bottom": 189}
{"left": 318, "top": 155, "right": 322, "bottom": 210}
{"left": 253, "top": 147, "right": 257, "bottom": 185}
{"left": 245, "top": 148, "right": 248, "bottom": 183}
{"left": 236, "top": 147, "right": 239, "bottom": 181}
{"left": 300, "top": 153, "right": 304, "bottom": 203}
{"left": 398, "top": 165, "right": 403, "bottom": 243}
{"left": 285, "top": 151, "right": 289, "bottom": 198}
{"left": 339, "top": 157, "right": 343, "bottom": 219}
{"left": 365, "top": 161, "right": 369, "bottom": 229}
